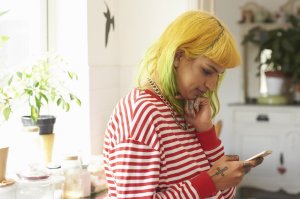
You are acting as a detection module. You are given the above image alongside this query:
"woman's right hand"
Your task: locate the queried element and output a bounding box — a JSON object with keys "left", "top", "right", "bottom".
{"left": 207, "top": 155, "right": 263, "bottom": 190}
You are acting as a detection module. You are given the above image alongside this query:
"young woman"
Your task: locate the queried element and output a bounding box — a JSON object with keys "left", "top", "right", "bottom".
{"left": 103, "top": 10, "right": 263, "bottom": 199}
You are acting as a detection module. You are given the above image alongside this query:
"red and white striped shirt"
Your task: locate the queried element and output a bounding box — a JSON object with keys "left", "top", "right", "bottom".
{"left": 103, "top": 88, "right": 235, "bottom": 199}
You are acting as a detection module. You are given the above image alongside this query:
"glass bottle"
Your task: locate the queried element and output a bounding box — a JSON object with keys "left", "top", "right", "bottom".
{"left": 61, "top": 155, "right": 82, "bottom": 198}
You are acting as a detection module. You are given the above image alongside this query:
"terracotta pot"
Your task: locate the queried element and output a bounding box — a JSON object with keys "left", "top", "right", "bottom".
{"left": 265, "top": 71, "right": 286, "bottom": 78}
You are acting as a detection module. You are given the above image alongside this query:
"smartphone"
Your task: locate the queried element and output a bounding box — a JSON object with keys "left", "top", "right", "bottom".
{"left": 245, "top": 150, "right": 272, "bottom": 161}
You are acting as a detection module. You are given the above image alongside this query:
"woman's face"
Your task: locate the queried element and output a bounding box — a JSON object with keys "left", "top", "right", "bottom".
{"left": 174, "top": 52, "right": 225, "bottom": 100}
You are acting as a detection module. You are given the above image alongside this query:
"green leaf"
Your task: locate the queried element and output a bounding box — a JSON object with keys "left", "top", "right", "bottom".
{"left": 34, "top": 82, "right": 40, "bottom": 87}
{"left": 31, "top": 105, "right": 38, "bottom": 121}
{"left": 57, "top": 98, "right": 62, "bottom": 106}
{"left": 76, "top": 98, "right": 81, "bottom": 106}
{"left": 68, "top": 71, "right": 73, "bottom": 79}
{"left": 25, "top": 89, "right": 33, "bottom": 95}
{"left": 3, "top": 106, "right": 11, "bottom": 120}
{"left": 67, "top": 71, "right": 78, "bottom": 80}
{"left": 0, "top": 36, "right": 9, "bottom": 48}
{"left": 40, "top": 92, "right": 48, "bottom": 103}
{"left": 64, "top": 102, "right": 70, "bottom": 112}
{"left": 282, "top": 38, "right": 294, "bottom": 52}
{"left": 35, "top": 96, "right": 41, "bottom": 110}
{"left": 0, "top": 10, "right": 9, "bottom": 16}
{"left": 17, "top": 72, "right": 22, "bottom": 79}
{"left": 8, "top": 76, "right": 13, "bottom": 85}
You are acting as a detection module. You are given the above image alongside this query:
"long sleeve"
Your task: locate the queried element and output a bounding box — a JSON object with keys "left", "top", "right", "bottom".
{"left": 195, "top": 126, "right": 236, "bottom": 199}
{"left": 196, "top": 126, "right": 224, "bottom": 165}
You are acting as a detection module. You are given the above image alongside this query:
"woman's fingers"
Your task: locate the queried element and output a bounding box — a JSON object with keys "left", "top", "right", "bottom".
{"left": 242, "top": 162, "right": 253, "bottom": 174}
{"left": 194, "top": 97, "right": 201, "bottom": 112}
{"left": 185, "top": 100, "right": 195, "bottom": 117}
{"left": 185, "top": 97, "right": 205, "bottom": 117}
{"left": 247, "top": 157, "right": 264, "bottom": 167}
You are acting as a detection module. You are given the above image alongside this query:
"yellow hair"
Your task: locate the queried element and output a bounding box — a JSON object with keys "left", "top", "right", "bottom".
{"left": 137, "top": 10, "right": 241, "bottom": 117}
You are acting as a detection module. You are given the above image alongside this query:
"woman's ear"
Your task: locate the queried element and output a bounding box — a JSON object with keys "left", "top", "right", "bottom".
{"left": 174, "top": 50, "right": 184, "bottom": 68}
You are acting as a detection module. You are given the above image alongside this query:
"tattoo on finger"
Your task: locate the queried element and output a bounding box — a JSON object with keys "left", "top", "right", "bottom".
{"left": 243, "top": 162, "right": 252, "bottom": 169}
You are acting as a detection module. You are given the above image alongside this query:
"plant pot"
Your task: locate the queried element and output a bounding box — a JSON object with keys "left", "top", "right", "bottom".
{"left": 21, "top": 115, "right": 56, "bottom": 135}
{"left": 21, "top": 115, "right": 56, "bottom": 165}
{"left": 265, "top": 71, "right": 286, "bottom": 96}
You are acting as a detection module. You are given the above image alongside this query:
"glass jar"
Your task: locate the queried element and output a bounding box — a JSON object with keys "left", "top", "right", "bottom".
{"left": 62, "top": 155, "right": 83, "bottom": 198}
{"left": 16, "top": 164, "right": 54, "bottom": 199}
{"left": 51, "top": 175, "right": 65, "bottom": 199}
{"left": 47, "top": 163, "right": 65, "bottom": 199}
{"left": 16, "top": 177, "right": 54, "bottom": 199}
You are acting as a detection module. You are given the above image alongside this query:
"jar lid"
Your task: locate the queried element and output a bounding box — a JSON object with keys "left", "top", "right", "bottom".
{"left": 47, "top": 163, "right": 61, "bottom": 169}
{"left": 17, "top": 167, "right": 49, "bottom": 181}
{"left": 64, "top": 155, "right": 79, "bottom": 160}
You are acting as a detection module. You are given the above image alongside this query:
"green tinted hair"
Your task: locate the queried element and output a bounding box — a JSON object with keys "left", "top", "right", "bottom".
{"left": 137, "top": 10, "right": 241, "bottom": 117}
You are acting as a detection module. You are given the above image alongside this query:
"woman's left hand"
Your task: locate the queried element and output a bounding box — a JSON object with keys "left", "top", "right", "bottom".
{"left": 184, "top": 96, "right": 213, "bottom": 132}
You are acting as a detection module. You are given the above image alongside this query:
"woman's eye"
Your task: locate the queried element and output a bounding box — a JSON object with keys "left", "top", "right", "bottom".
{"left": 202, "top": 68, "right": 213, "bottom": 76}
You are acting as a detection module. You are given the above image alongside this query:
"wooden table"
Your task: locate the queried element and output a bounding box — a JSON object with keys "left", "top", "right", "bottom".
{"left": 87, "top": 190, "right": 108, "bottom": 199}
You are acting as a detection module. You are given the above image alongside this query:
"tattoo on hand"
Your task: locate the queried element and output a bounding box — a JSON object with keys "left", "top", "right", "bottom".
{"left": 212, "top": 166, "right": 229, "bottom": 177}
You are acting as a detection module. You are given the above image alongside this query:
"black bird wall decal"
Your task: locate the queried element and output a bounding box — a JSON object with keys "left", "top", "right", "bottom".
{"left": 103, "top": 2, "right": 115, "bottom": 47}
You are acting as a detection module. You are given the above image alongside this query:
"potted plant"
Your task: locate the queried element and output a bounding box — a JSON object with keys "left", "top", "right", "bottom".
{"left": 0, "top": 53, "right": 81, "bottom": 164}
{"left": 7, "top": 53, "right": 81, "bottom": 120}
{"left": 242, "top": 15, "right": 300, "bottom": 103}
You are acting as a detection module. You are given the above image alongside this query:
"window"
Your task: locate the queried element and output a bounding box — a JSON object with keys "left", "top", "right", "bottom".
{"left": 0, "top": 0, "right": 48, "bottom": 174}
{"left": 1, "top": 0, "right": 90, "bottom": 176}
{"left": 0, "top": 0, "right": 47, "bottom": 68}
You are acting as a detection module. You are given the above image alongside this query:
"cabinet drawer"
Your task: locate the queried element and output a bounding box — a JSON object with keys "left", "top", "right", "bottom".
{"left": 234, "top": 111, "right": 293, "bottom": 124}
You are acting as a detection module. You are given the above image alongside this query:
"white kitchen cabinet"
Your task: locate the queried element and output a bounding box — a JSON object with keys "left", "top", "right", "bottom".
{"left": 231, "top": 104, "right": 300, "bottom": 194}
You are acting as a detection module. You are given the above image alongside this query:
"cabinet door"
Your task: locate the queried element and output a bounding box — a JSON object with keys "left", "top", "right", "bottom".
{"left": 281, "top": 131, "right": 300, "bottom": 194}
{"left": 232, "top": 106, "right": 300, "bottom": 194}
{"left": 235, "top": 126, "right": 281, "bottom": 192}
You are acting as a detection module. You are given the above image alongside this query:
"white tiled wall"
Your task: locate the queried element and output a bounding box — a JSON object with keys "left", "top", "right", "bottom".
{"left": 88, "top": 0, "right": 194, "bottom": 154}
{"left": 89, "top": 66, "right": 120, "bottom": 154}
